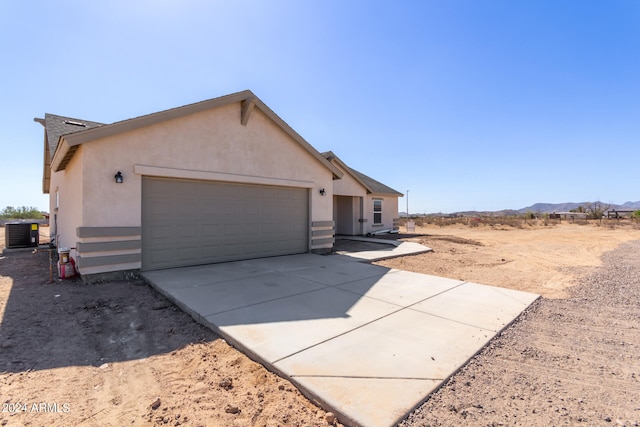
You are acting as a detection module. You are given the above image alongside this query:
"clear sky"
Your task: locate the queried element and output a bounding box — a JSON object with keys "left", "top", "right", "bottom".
{"left": 1, "top": 1, "right": 638, "bottom": 214}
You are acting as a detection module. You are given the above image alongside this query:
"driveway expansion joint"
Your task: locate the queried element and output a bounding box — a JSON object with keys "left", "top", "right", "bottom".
{"left": 143, "top": 253, "right": 539, "bottom": 427}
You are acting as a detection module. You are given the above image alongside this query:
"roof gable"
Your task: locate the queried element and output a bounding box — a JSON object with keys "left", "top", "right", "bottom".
{"left": 35, "top": 114, "right": 104, "bottom": 194}
{"left": 36, "top": 114, "right": 104, "bottom": 162}
{"left": 39, "top": 90, "right": 342, "bottom": 179}
{"left": 322, "top": 151, "right": 403, "bottom": 196}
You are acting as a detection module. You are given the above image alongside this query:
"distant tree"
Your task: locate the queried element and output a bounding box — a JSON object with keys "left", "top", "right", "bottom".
{"left": 0, "top": 206, "right": 44, "bottom": 219}
{"left": 585, "top": 202, "right": 608, "bottom": 220}
{"left": 632, "top": 210, "right": 640, "bottom": 219}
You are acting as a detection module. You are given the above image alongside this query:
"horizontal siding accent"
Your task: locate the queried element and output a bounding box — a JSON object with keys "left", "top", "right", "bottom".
{"left": 75, "top": 226, "right": 142, "bottom": 276}
{"left": 311, "top": 229, "right": 334, "bottom": 237}
{"left": 77, "top": 227, "right": 141, "bottom": 238}
{"left": 311, "top": 237, "right": 335, "bottom": 246}
{"left": 311, "top": 220, "right": 334, "bottom": 228}
{"left": 311, "top": 220, "right": 334, "bottom": 249}
{"left": 76, "top": 240, "right": 141, "bottom": 253}
{"left": 77, "top": 253, "right": 142, "bottom": 269}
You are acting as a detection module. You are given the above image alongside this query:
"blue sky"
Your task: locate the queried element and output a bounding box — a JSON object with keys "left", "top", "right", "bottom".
{"left": 1, "top": 1, "right": 638, "bottom": 214}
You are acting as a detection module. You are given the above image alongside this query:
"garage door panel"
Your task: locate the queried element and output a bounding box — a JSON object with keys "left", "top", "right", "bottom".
{"left": 175, "top": 224, "right": 198, "bottom": 237}
{"left": 243, "top": 224, "right": 260, "bottom": 234}
{"left": 142, "top": 177, "right": 309, "bottom": 270}
{"left": 178, "top": 246, "right": 204, "bottom": 260}
{"left": 150, "top": 204, "right": 175, "bottom": 215}
{"left": 201, "top": 224, "right": 222, "bottom": 236}
{"left": 150, "top": 248, "right": 174, "bottom": 265}
{"left": 201, "top": 204, "right": 222, "bottom": 215}
{"left": 223, "top": 202, "right": 243, "bottom": 215}
{"left": 292, "top": 223, "right": 307, "bottom": 232}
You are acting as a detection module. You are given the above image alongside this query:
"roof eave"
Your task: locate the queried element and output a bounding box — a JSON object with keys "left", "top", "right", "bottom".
{"left": 51, "top": 137, "right": 78, "bottom": 172}
{"left": 372, "top": 192, "right": 404, "bottom": 197}
{"left": 50, "top": 90, "right": 343, "bottom": 179}
{"left": 325, "top": 155, "right": 374, "bottom": 193}
{"left": 61, "top": 91, "right": 256, "bottom": 147}
{"left": 35, "top": 118, "right": 50, "bottom": 193}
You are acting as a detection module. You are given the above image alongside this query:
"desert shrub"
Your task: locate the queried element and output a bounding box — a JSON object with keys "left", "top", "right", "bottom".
{"left": 631, "top": 211, "right": 640, "bottom": 229}
{"left": 468, "top": 217, "right": 481, "bottom": 227}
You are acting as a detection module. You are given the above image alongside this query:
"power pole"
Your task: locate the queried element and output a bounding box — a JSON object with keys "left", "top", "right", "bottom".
{"left": 406, "top": 190, "right": 409, "bottom": 218}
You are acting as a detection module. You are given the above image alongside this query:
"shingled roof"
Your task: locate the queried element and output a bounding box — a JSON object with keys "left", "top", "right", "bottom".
{"left": 350, "top": 168, "right": 403, "bottom": 196}
{"left": 34, "top": 114, "right": 104, "bottom": 193}
{"left": 322, "top": 151, "right": 403, "bottom": 196}
{"left": 36, "top": 113, "right": 104, "bottom": 162}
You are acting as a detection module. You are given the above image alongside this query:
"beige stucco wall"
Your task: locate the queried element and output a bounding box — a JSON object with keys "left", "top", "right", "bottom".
{"left": 363, "top": 194, "right": 399, "bottom": 234}
{"left": 332, "top": 193, "right": 399, "bottom": 236}
{"left": 330, "top": 162, "right": 399, "bottom": 235}
{"left": 80, "top": 103, "right": 333, "bottom": 227}
{"left": 49, "top": 146, "right": 84, "bottom": 254}
{"left": 332, "top": 164, "right": 367, "bottom": 197}
{"left": 50, "top": 101, "right": 335, "bottom": 274}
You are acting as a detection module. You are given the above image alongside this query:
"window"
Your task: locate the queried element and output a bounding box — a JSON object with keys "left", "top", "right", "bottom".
{"left": 373, "top": 199, "right": 382, "bottom": 224}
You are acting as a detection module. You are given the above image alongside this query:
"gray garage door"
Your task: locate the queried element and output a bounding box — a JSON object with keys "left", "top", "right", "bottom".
{"left": 141, "top": 177, "right": 309, "bottom": 271}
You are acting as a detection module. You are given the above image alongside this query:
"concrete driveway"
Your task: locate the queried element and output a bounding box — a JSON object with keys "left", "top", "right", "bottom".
{"left": 142, "top": 251, "right": 539, "bottom": 427}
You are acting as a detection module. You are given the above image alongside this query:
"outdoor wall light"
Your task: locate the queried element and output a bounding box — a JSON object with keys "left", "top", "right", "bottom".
{"left": 115, "top": 171, "right": 123, "bottom": 184}
{"left": 319, "top": 188, "right": 326, "bottom": 196}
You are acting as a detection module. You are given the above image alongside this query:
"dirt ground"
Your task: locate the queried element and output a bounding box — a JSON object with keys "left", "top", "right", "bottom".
{"left": 0, "top": 227, "right": 339, "bottom": 427}
{"left": 376, "top": 222, "right": 640, "bottom": 299}
{"left": 389, "top": 223, "right": 640, "bottom": 427}
{"left": 1, "top": 222, "right": 639, "bottom": 426}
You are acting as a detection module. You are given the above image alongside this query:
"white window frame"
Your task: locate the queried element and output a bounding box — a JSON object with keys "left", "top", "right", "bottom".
{"left": 373, "top": 199, "right": 382, "bottom": 225}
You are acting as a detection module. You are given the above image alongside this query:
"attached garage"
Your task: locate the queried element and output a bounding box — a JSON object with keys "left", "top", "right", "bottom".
{"left": 38, "top": 90, "right": 344, "bottom": 282}
{"left": 141, "top": 177, "right": 309, "bottom": 271}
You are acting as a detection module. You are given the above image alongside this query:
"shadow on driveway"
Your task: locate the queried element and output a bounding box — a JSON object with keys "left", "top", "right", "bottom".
{"left": 142, "top": 254, "right": 393, "bottom": 326}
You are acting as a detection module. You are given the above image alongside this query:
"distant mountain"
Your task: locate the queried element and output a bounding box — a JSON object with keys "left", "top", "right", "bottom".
{"left": 518, "top": 202, "right": 587, "bottom": 213}
{"left": 517, "top": 201, "right": 640, "bottom": 214}
{"left": 620, "top": 201, "right": 640, "bottom": 209}
{"left": 422, "top": 201, "right": 640, "bottom": 216}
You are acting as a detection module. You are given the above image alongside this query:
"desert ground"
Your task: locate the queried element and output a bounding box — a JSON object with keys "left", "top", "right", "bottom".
{"left": 1, "top": 221, "right": 639, "bottom": 426}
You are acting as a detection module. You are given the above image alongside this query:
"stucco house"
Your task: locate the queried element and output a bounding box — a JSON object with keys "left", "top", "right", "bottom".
{"left": 323, "top": 151, "right": 402, "bottom": 236}
{"left": 36, "top": 90, "right": 402, "bottom": 281}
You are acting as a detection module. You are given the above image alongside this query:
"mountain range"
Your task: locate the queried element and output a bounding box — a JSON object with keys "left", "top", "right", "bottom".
{"left": 516, "top": 201, "right": 640, "bottom": 214}
{"left": 416, "top": 201, "right": 640, "bottom": 217}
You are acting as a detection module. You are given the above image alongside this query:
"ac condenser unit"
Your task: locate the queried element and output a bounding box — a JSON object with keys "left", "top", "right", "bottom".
{"left": 4, "top": 223, "right": 39, "bottom": 249}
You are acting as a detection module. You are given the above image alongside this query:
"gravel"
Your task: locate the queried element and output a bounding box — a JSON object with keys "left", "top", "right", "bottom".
{"left": 400, "top": 240, "right": 640, "bottom": 427}
{"left": 570, "top": 240, "right": 640, "bottom": 307}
